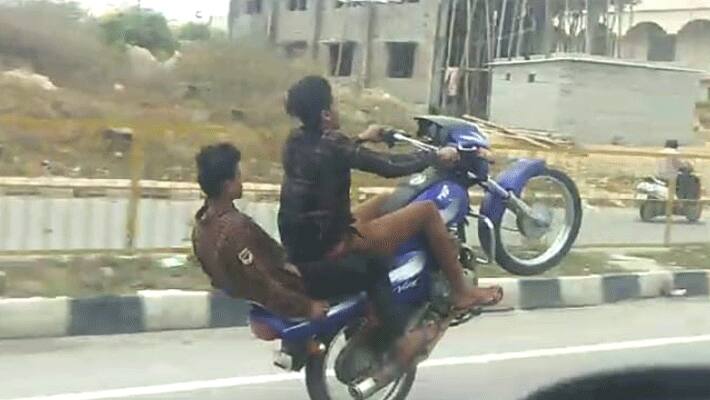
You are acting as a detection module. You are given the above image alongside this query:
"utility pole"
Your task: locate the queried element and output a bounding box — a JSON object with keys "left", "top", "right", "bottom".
{"left": 515, "top": 0, "right": 528, "bottom": 57}
{"left": 543, "top": 0, "right": 554, "bottom": 57}
{"left": 616, "top": 0, "right": 624, "bottom": 57}
{"left": 312, "top": 0, "right": 324, "bottom": 61}
{"left": 495, "top": 0, "right": 508, "bottom": 59}
{"left": 361, "top": 2, "right": 376, "bottom": 89}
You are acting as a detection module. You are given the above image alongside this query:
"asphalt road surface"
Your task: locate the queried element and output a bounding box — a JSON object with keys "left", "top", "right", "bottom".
{"left": 2, "top": 298, "right": 710, "bottom": 400}
{"left": 0, "top": 197, "right": 707, "bottom": 251}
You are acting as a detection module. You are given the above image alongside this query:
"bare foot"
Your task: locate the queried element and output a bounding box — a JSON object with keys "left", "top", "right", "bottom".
{"left": 452, "top": 286, "right": 503, "bottom": 310}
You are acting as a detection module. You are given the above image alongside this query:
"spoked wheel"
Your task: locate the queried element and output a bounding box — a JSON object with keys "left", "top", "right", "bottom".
{"left": 305, "top": 328, "right": 416, "bottom": 400}
{"left": 479, "top": 168, "right": 582, "bottom": 276}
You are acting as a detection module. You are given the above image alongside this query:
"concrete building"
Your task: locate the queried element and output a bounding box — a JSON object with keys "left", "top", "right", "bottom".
{"left": 228, "top": 0, "right": 442, "bottom": 107}
{"left": 489, "top": 56, "right": 701, "bottom": 145}
{"left": 228, "top": 0, "right": 710, "bottom": 144}
{"left": 619, "top": 0, "right": 710, "bottom": 71}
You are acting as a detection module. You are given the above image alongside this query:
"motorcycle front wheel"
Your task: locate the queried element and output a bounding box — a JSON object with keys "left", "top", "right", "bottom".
{"left": 305, "top": 327, "right": 416, "bottom": 400}
{"left": 479, "top": 168, "right": 582, "bottom": 276}
{"left": 639, "top": 201, "right": 658, "bottom": 222}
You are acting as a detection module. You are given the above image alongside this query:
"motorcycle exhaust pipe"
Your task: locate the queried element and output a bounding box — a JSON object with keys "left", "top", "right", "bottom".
{"left": 348, "top": 377, "right": 382, "bottom": 400}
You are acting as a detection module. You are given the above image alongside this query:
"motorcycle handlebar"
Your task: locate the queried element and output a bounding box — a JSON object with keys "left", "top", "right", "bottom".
{"left": 383, "top": 129, "right": 439, "bottom": 152}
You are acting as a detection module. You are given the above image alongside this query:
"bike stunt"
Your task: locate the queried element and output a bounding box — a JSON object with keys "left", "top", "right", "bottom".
{"left": 192, "top": 76, "right": 583, "bottom": 400}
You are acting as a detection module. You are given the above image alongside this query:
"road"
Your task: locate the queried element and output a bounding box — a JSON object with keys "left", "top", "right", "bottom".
{"left": 1, "top": 197, "right": 707, "bottom": 252}
{"left": 2, "top": 299, "right": 710, "bottom": 400}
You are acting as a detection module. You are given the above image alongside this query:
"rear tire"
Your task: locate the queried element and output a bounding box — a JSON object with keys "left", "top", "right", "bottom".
{"left": 686, "top": 203, "right": 703, "bottom": 223}
{"left": 305, "top": 329, "right": 417, "bottom": 400}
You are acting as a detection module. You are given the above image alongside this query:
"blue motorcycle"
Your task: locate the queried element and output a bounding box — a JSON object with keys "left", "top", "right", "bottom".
{"left": 249, "top": 116, "right": 582, "bottom": 400}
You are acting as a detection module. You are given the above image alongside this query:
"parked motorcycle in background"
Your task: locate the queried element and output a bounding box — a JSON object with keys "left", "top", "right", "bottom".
{"left": 636, "top": 166, "right": 703, "bottom": 223}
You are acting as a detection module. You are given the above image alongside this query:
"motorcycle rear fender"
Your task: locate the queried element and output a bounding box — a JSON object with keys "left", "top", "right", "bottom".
{"left": 250, "top": 294, "right": 368, "bottom": 343}
{"left": 480, "top": 159, "right": 546, "bottom": 223}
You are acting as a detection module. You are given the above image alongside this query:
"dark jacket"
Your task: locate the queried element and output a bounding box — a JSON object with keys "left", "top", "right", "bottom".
{"left": 278, "top": 127, "right": 435, "bottom": 263}
{"left": 192, "top": 203, "right": 313, "bottom": 318}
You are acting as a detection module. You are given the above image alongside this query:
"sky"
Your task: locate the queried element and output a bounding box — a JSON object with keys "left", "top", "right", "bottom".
{"left": 71, "top": 0, "right": 229, "bottom": 22}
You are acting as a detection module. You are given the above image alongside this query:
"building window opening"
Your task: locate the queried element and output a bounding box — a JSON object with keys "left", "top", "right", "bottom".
{"left": 246, "top": 0, "right": 262, "bottom": 14}
{"left": 328, "top": 42, "right": 355, "bottom": 77}
{"left": 387, "top": 42, "right": 417, "bottom": 78}
{"left": 287, "top": 0, "right": 307, "bottom": 11}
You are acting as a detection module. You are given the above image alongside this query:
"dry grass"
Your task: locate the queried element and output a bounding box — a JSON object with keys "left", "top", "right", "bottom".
{"left": 0, "top": 255, "right": 210, "bottom": 298}
{"left": 0, "top": 38, "right": 421, "bottom": 182}
{"left": 0, "top": 2, "right": 706, "bottom": 189}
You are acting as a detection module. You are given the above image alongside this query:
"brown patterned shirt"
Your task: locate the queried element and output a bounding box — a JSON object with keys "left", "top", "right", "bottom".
{"left": 192, "top": 202, "right": 313, "bottom": 318}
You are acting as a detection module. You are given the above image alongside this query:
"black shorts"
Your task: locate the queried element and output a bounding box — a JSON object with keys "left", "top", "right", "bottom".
{"left": 297, "top": 253, "right": 389, "bottom": 299}
{"left": 296, "top": 253, "right": 407, "bottom": 343}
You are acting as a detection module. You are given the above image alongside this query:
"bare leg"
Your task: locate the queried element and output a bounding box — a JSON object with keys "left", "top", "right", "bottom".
{"left": 350, "top": 201, "right": 501, "bottom": 309}
{"left": 353, "top": 193, "right": 391, "bottom": 223}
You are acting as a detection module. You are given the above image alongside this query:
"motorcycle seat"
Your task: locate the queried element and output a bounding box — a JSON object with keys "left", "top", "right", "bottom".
{"left": 248, "top": 293, "right": 367, "bottom": 342}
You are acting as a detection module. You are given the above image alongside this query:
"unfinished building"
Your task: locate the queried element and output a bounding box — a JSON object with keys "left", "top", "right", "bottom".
{"left": 228, "top": 0, "right": 709, "bottom": 144}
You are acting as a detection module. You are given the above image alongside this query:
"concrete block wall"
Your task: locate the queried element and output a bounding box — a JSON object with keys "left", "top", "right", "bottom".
{"left": 489, "top": 62, "right": 564, "bottom": 132}
{"left": 489, "top": 56, "right": 701, "bottom": 145}
{"left": 560, "top": 60, "right": 699, "bottom": 145}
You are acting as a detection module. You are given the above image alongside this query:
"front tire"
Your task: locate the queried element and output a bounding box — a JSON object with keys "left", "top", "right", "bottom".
{"left": 305, "top": 328, "right": 417, "bottom": 400}
{"left": 479, "top": 168, "right": 582, "bottom": 276}
{"left": 639, "top": 201, "right": 656, "bottom": 222}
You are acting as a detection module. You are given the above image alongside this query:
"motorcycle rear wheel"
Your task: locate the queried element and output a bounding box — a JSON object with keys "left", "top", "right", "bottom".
{"left": 686, "top": 203, "right": 703, "bottom": 223}
{"left": 305, "top": 327, "right": 416, "bottom": 400}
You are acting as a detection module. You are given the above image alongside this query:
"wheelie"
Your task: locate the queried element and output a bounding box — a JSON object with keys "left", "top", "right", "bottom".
{"left": 259, "top": 114, "right": 582, "bottom": 400}
{"left": 192, "top": 76, "right": 582, "bottom": 400}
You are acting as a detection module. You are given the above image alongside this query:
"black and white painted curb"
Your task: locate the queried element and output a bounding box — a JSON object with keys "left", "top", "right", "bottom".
{"left": 1, "top": 270, "right": 708, "bottom": 339}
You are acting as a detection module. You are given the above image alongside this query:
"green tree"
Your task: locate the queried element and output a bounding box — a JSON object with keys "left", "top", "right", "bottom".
{"left": 100, "top": 7, "right": 177, "bottom": 58}
{"left": 178, "top": 22, "right": 211, "bottom": 41}
{"left": 0, "top": 0, "right": 127, "bottom": 90}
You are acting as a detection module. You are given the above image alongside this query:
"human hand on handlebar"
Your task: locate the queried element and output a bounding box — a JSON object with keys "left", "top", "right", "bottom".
{"left": 436, "top": 147, "right": 460, "bottom": 167}
{"left": 309, "top": 300, "right": 330, "bottom": 320}
{"left": 356, "top": 124, "right": 388, "bottom": 143}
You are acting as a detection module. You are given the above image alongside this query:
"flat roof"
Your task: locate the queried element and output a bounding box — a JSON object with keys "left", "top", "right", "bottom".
{"left": 490, "top": 54, "right": 704, "bottom": 74}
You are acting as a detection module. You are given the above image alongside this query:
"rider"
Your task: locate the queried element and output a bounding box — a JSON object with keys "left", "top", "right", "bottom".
{"left": 191, "top": 143, "right": 326, "bottom": 319}
{"left": 191, "top": 142, "right": 433, "bottom": 364}
{"left": 278, "top": 76, "right": 502, "bottom": 317}
{"left": 657, "top": 139, "right": 692, "bottom": 184}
